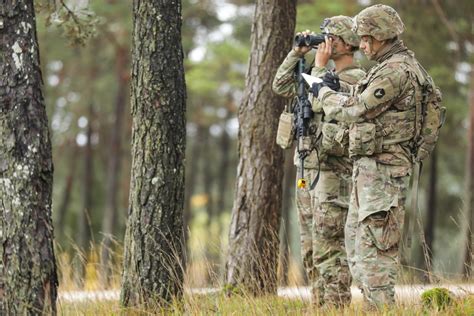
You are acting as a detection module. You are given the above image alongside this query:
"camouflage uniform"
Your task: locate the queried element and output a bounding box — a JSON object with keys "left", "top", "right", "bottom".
{"left": 273, "top": 17, "right": 365, "bottom": 307}
{"left": 318, "top": 4, "right": 428, "bottom": 309}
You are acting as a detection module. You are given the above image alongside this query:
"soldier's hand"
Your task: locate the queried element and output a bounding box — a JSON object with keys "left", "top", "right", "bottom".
{"left": 311, "top": 72, "right": 340, "bottom": 97}
{"left": 293, "top": 30, "right": 313, "bottom": 56}
{"left": 315, "top": 36, "right": 332, "bottom": 67}
{"left": 311, "top": 82, "right": 325, "bottom": 98}
{"left": 322, "top": 71, "right": 340, "bottom": 91}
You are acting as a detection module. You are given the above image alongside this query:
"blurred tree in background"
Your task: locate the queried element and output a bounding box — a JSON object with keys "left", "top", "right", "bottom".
{"left": 31, "top": 0, "right": 473, "bottom": 290}
{"left": 224, "top": 0, "right": 296, "bottom": 295}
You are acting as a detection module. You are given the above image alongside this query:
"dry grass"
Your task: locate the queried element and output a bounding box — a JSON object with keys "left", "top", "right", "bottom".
{"left": 56, "top": 247, "right": 474, "bottom": 315}
{"left": 57, "top": 291, "right": 474, "bottom": 315}
{"left": 55, "top": 226, "right": 474, "bottom": 315}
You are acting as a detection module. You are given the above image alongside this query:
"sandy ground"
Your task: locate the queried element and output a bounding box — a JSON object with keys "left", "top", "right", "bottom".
{"left": 59, "top": 284, "right": 474, "bottom": 303}
{"left": 278, "top": 284, "right": 474, "bottom": 303}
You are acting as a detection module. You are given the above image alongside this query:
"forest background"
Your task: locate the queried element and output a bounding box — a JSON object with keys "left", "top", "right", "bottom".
{"left": 36, "top": 0, "right": 473, "bottom": 289}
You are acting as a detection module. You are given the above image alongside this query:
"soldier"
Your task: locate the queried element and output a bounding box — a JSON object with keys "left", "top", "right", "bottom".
{"left": 273, "top": 16, "right": 365, "bottom": 307}
{"left": 313, "top": 4, "right": 438, "bottom": 309}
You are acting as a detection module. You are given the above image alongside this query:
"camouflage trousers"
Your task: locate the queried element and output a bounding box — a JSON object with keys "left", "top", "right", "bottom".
{"left": 296, "top": 167, "right": 352, "bottom": 307}
{"left": 346, "top": 157, "right": 410, "bottom": 310}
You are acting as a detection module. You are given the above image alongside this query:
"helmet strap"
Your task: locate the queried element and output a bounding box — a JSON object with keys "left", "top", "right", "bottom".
{"left": 365, "top": 36, "right": 382, "bottom": 60}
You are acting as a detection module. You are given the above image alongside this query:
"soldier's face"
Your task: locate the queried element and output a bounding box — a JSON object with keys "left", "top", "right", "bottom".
{"left": 330, "top": 35, "right": 350, "bottom": 57}
{"left": 360, "top": 35, "right": 383, "bottom": 60}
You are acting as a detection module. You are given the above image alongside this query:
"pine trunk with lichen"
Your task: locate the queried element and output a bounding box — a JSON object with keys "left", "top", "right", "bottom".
{"left": 0, "top": 1, "right": 57, "bottom": 314}
{"left": 224, "top": 0, "right": 296, "bottom": 295}
{"left": 120, "top": 0, "right": 186, "bottom": 308}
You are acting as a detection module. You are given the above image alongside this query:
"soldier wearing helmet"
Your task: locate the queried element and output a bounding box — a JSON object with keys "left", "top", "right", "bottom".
{"left": 313, "top": 4, "right": 437, "bottom": 309}
{"left": 320, "top": 15, "right": 361, "bottom": 57}
{"left": 273, "top": 16, "right": 365, "bottom": 307}
{"left": 353, "top": 4, "right": 405, "bottom": 61}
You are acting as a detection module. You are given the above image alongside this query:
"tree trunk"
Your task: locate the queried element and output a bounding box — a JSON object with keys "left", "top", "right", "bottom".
{"left": 75, "top": 101, "right": 94, "bottom": 287}
{"left": 203, "top": 128, "right": 215, "bottom": 235}
{"left": 76, "top": 42, "right": 99, "bottom": 285}
{"left": 279, "top": 148, "right": 295, "bottom": 286}
{"left": 56, "top": 145, "right": 78, "bottom": 239}
{"left": 463, "top": 68, "right": 474, "bottom": 278}
{"left": 202, "top": 127, "right": 217, "bottom": 277}
{"left": 184, "top": 124, "right": 205, "bottom": 254}
{"left": 121, "top": 0, "right": 186, "bottom": 307}
{"left": 215, "top": 110, "right": 232, "bottom": 245}
{"left": 0, "top": 1, "right": 58, "bottom": 314}
{"left": 224, "top": 0, "right": 296, "bottom": 295}
{"left": 100, "top": 44, "right": 130, "bottom": 286}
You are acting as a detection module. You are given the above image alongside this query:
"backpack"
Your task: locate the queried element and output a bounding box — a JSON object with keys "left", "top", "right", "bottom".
{"left": 387, "top": 55, "right": 446, "bottom": 162}
{"left": 413, "top": 72, "right": 446, "bottom": 162}
{"left": 402, "top": 59, "right": 446, "bottom": 248}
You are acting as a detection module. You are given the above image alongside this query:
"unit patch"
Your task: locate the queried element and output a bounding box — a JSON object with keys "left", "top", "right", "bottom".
{"left": 374, "top": 88, "right": 385, "bottom": 99}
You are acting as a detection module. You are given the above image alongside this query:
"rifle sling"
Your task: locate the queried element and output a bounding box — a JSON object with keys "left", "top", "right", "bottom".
{"left": 406, "top": 161, "right": 422, "bottom": 248}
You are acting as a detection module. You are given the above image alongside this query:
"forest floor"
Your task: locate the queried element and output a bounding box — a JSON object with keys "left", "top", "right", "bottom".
{"left": 57, "top": 285, "right": 474, "bottom": 315}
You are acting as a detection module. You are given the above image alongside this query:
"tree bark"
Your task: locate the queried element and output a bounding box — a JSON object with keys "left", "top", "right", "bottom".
{"left": 224, "top": 0, "right": 296, "bottom": 295}
{"left": 0, "top": 1, "right": 58, "bottom": 314}
{"left": 121, "top": 0, "right": 186, "bottom": 307}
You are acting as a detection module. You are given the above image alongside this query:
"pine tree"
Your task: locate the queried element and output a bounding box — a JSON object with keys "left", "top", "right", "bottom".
{"left": 0, "top": 1, "right": 58, "bottom": 313}
{"left": 120, "top": 0, "right": 187, "bottom": 307}
{"left": 225, "top": 0, "right": 296, "bottom": 294}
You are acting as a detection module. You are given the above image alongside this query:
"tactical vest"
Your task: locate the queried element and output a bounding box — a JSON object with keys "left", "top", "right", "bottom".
{"left": 348, "top": 54, "right": 426, "bottom": 158}
{"left": 296, "top": 66, "right": 365, "bottom": 168}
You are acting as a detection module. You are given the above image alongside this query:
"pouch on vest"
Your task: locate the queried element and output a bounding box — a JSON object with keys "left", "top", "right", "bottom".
{"left": 415, "top": 84, "right": 445, "bottom": 162}
{"left": 321, "top": 122, "right": 348, "bottom": 156}
{"left": 349, "top": 122, "right": 377, "bottom": 157}
{"left": 276, "top": 108, "right": 295, "bottom": 149}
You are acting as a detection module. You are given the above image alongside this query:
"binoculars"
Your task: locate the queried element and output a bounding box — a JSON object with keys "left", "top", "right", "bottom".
{"left": 294, "top": 33, "right": 327, "bottom": 47}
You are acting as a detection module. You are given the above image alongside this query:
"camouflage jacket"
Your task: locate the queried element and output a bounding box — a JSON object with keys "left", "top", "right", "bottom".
{"left": 273, "top": 49, "right": 365, "bottom": 170}
{"left": 319, "top": 40, "right": 423, "bottom": 175}
{"left": 273, "top": 49, "right": 316, "bottom": 98}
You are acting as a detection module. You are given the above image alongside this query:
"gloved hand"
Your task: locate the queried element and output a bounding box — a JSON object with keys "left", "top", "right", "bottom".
{"left": 311, "top": 82, "right": 326, "bottom": 98}
{"left": 322, "top": 71, "right": 340, "bottom": 91}
{"left": 310, "top": 71, "right": 340, "bottom": 98}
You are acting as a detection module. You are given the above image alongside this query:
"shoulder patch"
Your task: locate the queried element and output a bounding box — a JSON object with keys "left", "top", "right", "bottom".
{"left": 360, "top": 76, "right": 397, "bottom": 111}
{"left": 374, "top": 88, "right": 385, "bottom": 99}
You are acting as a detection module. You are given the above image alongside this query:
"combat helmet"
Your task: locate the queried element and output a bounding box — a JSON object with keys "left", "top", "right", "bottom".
{"left": 352, "top": 4, "right": 404, "bottom": 41}
{"left": 320, "top": 15, "right": 360, "bottom": 47}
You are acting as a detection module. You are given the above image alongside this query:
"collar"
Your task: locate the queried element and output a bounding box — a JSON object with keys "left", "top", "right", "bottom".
{"left": 374, "top": 39, "right": 409, "bottom": 63}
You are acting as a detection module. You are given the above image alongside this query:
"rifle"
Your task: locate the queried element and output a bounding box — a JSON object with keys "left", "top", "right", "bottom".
{"left": 294, "top": 57, "right": 313, "bottom": 189}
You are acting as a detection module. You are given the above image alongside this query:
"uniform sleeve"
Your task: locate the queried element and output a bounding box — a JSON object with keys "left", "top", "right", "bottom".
{"left": 273, "top": 50, "right": 315, "bottom": 98}
{"left": 311, "top": 67, "right": 365, "bottom": 113}
{"left": 308, "top": 65, "right": 328, "bottom": 112}
{"left": 320, "top": 66, "right": 407, "bottom": 123}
